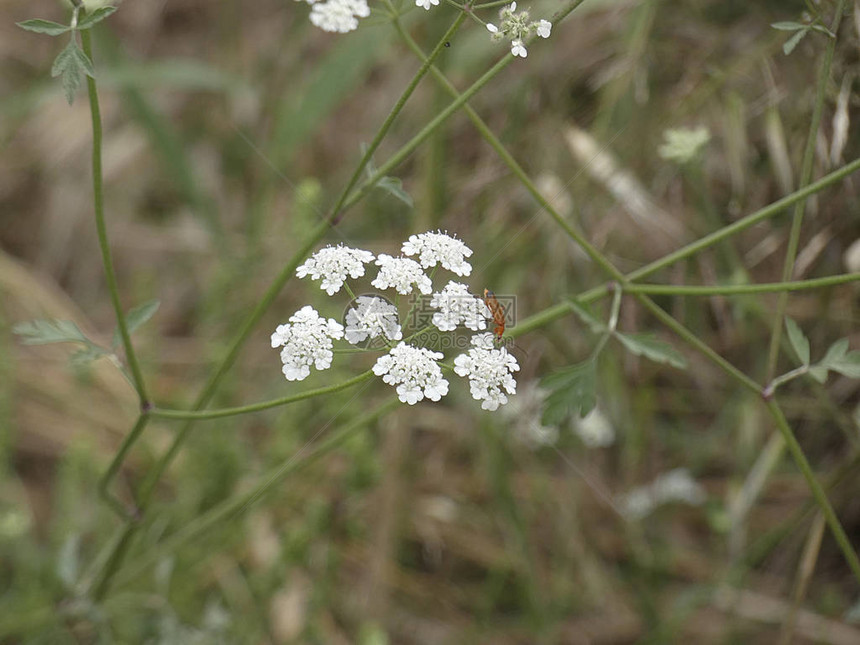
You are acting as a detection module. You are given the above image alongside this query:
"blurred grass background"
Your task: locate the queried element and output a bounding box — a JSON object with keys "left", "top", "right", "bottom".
{"left": 4, "top": 0, "right": 860, "bottom": 642}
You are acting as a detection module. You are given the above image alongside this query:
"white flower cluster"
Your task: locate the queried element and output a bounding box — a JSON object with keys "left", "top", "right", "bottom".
{"left": 345, "top": 296, "right": 402, "bottom": 344}
{"left": 454, "top": 333, "right": 520, "bottom": 410}
{"left": 373, "top": 342, "right": 449, "bottom": 404}
{"left": 271, "top": 306, "right": 344, "bottom": 381}
{"left": 430, "top": 281, "right": 490, "bottom": 332}
{"left": 486, "top": 3, "right": 552, "bottom": 59}
{"left": 618, "top": 468, "right": 707, "bottom": 520}
{"left": 274, "top": 231, "right": 520, "bottom": 410}
{"left": 295, "top": 0, "right": 370, "bottom": 33}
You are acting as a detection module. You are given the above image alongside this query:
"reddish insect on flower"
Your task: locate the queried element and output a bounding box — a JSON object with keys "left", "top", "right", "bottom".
{"left": 483, "top": 288, "right": 506, "bottom": 342}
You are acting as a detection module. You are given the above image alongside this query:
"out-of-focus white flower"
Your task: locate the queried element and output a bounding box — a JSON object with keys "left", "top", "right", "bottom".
{"left": 373, "top": 343, "right": 449, "bottom": 405}
{"left": 511, "top": 40, "right": 527, "bottom": 57}
{"left": 454, "top": 333, "right": 519, "bottom": 411}
{"left": 618, "top": 468, "right": 706, "bottom": 520}
{"left": 536, "top": 19, "right": 551, "bottom": 38}
{"left": 572, "top": 407, "right": 615, "bottom": 448}
{"left": 271, "top": 306, "right": 344, "bottom": 381}
{"left": 344, "top": 296, "right": 402, "bottom": 345}
{"left": 658, "top": 126, "right": 710, "bottom": 164}
{"left": 429, "top": 281, "right": 490, "bottom": 332}
{"left": 486, "top": 23, "right": 499, "bottom": 34}
{"left": 296, "top": 244, "right": 374, "bottom": 295}
{"left": 401, "top": 230, "right": 473, "bottom": 276}
{"left": 372, "top": 254, "right": 433, "bottom": 295}
{"left": 501, "top": 382, "right": 558, "bottom": 448}
{"left": 415, "top": 0, "right": 439, "bottom": 9}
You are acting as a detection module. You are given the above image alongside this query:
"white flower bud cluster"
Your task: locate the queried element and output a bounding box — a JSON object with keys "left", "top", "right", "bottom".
{"left": 486, "top": 3, "right": 552, "bottom": 58}
{"left": 272, "top": 231, "right": 519, "bottom": 410}
{"left": 295, "top": 0, "right": 370, "bottom": 33}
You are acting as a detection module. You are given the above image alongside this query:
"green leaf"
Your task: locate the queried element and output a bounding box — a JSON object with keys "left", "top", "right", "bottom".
{"left": 567, "top": 300, "right": 605, "bottom": 334}
{"left": 70, "top": 345, "right": 110, "bottom": 366}
{"left": 785, "top": 318, "right": 810, "bottom": 366}
{"left": 52, "top": 41, "right": 85, "bottom": 104}
{"left": 76, "top": 6, "right": 117, "bottom": 30}
{"left": 17, "top": 19, "right": 71, "bottom": 36}
{"left": 825, "top": 351, "right": 860, "bottom": 379}
{"left": 12, "top": 319, "right": 89, "bottom": 346}
{"left": 540, "top": 360, "right": 597, "bottom": 425}
{"left": 783, "top": 28, "right": 809, "bottom": 55}
{"left": 809, "top": 24, "right": 836, "bottom": 38}
{"left": 821, "top": 338, "right": 850, "bottom": 366}
{"left": 72, "top": 45, "right": 95, "bottom": 79}
{"left": 112, "top": 299, "right": 160, "bottom": 348}
{"left": 616, "top": 332, "right": 687, "bottom": 369}
{"left": 771, "top": 21, "right": 806, "bottom": 31}
{"left": 809, "top": 365, "right": 829, "bottom": 383}
{"left": 375, "top": 176, "right": 413, "bottom": 209}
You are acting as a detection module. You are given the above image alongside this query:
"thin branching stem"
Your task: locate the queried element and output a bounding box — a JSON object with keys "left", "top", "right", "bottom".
{"left": 766, "top": 0, "right": 848, "bottom": 380}
{"left": 80, "top": 26, "right": 149, "bottom": 406}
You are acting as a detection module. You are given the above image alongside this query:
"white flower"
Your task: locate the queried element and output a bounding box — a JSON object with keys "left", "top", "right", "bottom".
{"left": 511, "top": 40, "right": 527, "bottom": 58}
{"left": 501, "top": 382, "right": 558, "bottom": 448}
{"left": 572, "top": 407, "right": 615, "bottom": 448}
{"left": 296, "top": 244, "right": 374, "bottom": 295}
{"left": 373, "top": 343, "right": 449, "bottom": 405}
{"left": 271, "top": 306, "right": 344, "bottom": 381}
{"left": 536, "top": 19, "right": 551, "bottom": 38}
{"left": 344, "top": 296, "right": 402, "bottom": 345}
{"left": 308, "top": 0, "right": 368, "bottom": 33}
{"left": 401, "top": 230, "right": 473, "bottom": 276}
{"left": 454, "top": 333, "right": 519, "bottom": 411}
{"left": 486, "top": 23, "right": 499, "bottom": 34}
{"left": 372, "top": 254, "right": 432, "bottom": 295}
{"left": 429, "top": 281, "right": 490, "bottom": 332}
{"left": 618, "top": 468, "right": 706, "bottom": 520}
{"left": 509, "top": 1, "right": 516, "bottom": 10}
{"left": 415, "top": 0, "right": 439, "bottom": 9}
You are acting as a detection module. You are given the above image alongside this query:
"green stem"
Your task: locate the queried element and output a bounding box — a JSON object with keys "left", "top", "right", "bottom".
{"left": 766, "top": 0, "right": 848, "bottom": 380}
{"left": 151, "top": 370, "right": 375, "bottom": 420}
{"left": 765, "top": 399, "right": 860, "bottom": 585}
{"left": 326, "top": 11, "right": 467, "bottom": 222}
{"left": 112, "top": 397, "right": 399, "bottom": 588}
{"left": 80, "top": 26, "right": 148, "bottom": 406}
{"left": 622, "top": 273, "right": 860, "bottom": 296}
{"left": 98, "top": 414, "right": 149, "bottom": 519}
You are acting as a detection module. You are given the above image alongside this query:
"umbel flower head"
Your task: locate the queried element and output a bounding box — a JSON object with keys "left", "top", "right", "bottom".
{"left": 271, "top": 306, "right": 345, "bottom": 381}
{"left": 430, "top": 281, "right": 491, "bottom": 332}
{"left": 373, "top": 343, "right": 450, "bottom": 405}
{"left": 301, "top": 0, "right": 370, "bottom": 33}
{"left": 401, "top": 230, "right": 473, "bottom": 276}
{"left": 296, "top": 244, "right": 375, "bottom": 295}
{"left": 454, "top": 333, "right": 520, "bottom": 410}
{"left": 372, "top": 254, "right": 433, "bottom": 295}
{"left": 344, "top": 296, "right": 403, "bottom": 345}
{"left": 486, "top": 3, "right": 552, "bottom": 58}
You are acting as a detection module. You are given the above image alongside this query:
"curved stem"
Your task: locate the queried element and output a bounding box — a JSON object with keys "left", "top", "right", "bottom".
{"left": 80, "top": 27, "right": 148, "bottom": 406}
{"left": 98, "top": 414, "right": 149, "bottom": 519}
{"left": 150, "top": 370, "right": 375, "bottom": 421}
{"left": 766, "top": 0, "right": 848, "bottom": 380}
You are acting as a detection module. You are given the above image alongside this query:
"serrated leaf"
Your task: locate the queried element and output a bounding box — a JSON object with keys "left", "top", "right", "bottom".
{"left": 783, "top": 28, "right": 808, "bottom": 55}
{"left": 51, "top": 40, "right": 77, "bottom": 77}
{"left": 112, "top": 299, "right": 160, "bottom": 348}
{"left": 616, "top": 332, "right": 687, "bottom": 369}
{"left": 72, "top": 45, "right": 95, "bottom": 79}
{"left": 70, "top": 345, "right": 110, "bottom": 366}
{"left": 12, "top": 319, "right": 89, "bottom": 346}
{"left": 785, "top": 318, "right": 810, "bottom": 366}
{"left": 76, "top": 6, "right": 117, "bottom": 30}
{"left": 821, "top": 338, "right": 850, "bottom": 366}
{"left": 375, "top": 176, "right": 413, "bottom": 209}
{"left": 17, "top": 19, "right": 71, "bottom": 36}
{"left": 809, "top": 365, "right": 829, "bottom": 383}
{"left": 771, "top": 21, "right": 806, "bottom": 31}
{"left": 540, "top": 360, "right": 597, "bottom": 424}
{"left": 825, "top": 351, "right": 860, "bottom": 379}
{"left": 567, "top": 300, "right": 605, "bottom": 334}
